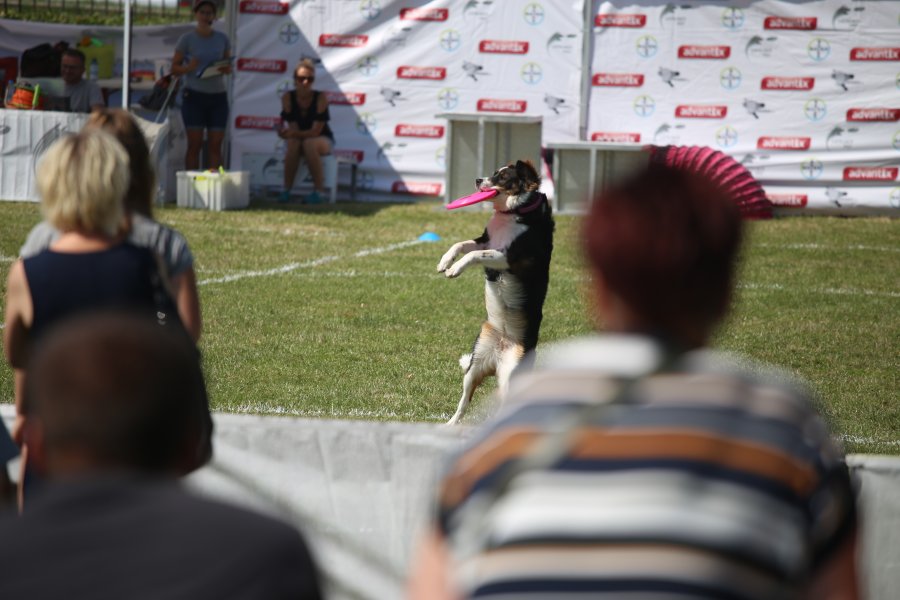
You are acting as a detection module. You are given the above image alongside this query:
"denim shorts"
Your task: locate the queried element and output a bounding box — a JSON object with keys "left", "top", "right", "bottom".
{"left": 181, "top": 89, "right": 229, "bottom": 131}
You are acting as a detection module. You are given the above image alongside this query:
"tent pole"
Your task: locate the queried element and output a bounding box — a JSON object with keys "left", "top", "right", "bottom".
{"left": 121, "top": 0, "right": 132, "bottom": 108}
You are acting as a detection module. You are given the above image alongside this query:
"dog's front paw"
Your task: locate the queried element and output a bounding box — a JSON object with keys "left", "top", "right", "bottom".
{"left": 444, "top": 261, "right": 466, "bottom": 278}
{"left": 437, "top": 249, "right": 457, "bottom": 273}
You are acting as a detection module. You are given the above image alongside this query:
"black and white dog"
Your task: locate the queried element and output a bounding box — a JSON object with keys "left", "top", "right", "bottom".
{"left": 437, "top": 160, "right": 554, "bottom": 425}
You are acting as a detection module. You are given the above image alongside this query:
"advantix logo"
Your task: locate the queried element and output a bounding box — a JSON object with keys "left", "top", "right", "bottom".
{"left": 595, "top": 13, "right": 646, "bottom": 27}
{"left": 767, "top": 193, "right": 808, "bottom": 208}
{"left": 592, "top": 73, "right": 644, "bottom": 87}
{"left": 397, "top": 66, "right": 446, "bottom": 80}
{"left": 847, "top": 108, "right": 900, "bottom": 122}
{"left": 319, "top": 34, "right": 368, "bottom": 48}
{"left": 235, "top": 115, "right": 281, "bottom": 129}
{"left": 239, "top": 1, "right": 288, "bottom": 15}
{"left": 477, "top": 98, "right": 527, "bottom": 112}
{"left": 678, "top": 45, "right": 730, "bottom": 59}
{"left": 333, "top": 149, "right": 364, "bottom": 164}
{"left": 394, "top": 124, "right": 445, "bottom": 138}
{"left": 850, "top": 47, "right": 900, "bottom": 61}
{"left": 392, "top": 181, "right": 442, "bottom": 195}
{"left": 764, "top": 16, "right": 817, "bottom": 30}
{"left": 591, "top": 132, "right": 641, "bottom": 143}
{"left": 400, "top": 7, "right": 448, "bottom": 21}
{"left": 758, "top": 136, "right": 811, "bottom": 150}
{"left": 761, "top": 76, "right": 814, "bottom": 90}
{"left": 237, "top": 58, "right": 287, "bottom": 73}
{"left": 479, "top": 40, "right": 529, "bottom": 54}
{"left": 325, "top": 91, "right": 366, "bottom": 106}
{"left": 675, "top": 105, "right": 727, "bottom": 118}
{"left": 844, "top": 167, "right": 898, "bottom": 181}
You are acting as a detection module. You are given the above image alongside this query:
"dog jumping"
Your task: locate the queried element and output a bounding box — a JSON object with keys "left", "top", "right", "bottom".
{"left": 437, "top": 160, "right": 554, "bottom": 425}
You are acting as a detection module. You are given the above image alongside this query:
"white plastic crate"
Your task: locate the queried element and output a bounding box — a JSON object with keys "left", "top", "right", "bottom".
{"left": 176, "top": 170, "right": 249, "bottom": 211}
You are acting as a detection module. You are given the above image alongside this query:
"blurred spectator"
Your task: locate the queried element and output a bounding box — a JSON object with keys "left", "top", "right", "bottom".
{"left": 277, "top": 58, "right": 334, "bottom": 204}
{"left": 59, "top": 49, "right": 105, "bottom": 113}
{"left": 20, "top": 108, "right": 203, "bottom": 341}
{"left": 0, "top": 313, "right": 323, "bottom": 599}
{"left": 0, "top": 422, "right": 16, "bottom": 507}
{"left": 409, "top": 164, "right": 859, "bottom": 600}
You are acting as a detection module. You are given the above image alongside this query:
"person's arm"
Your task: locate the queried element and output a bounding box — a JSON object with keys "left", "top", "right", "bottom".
{"left": 171, "top": 49, "right": 199, "bottom": 77}
{"left": 3, "top": 261, "right": 33, "bottom": 445}
{"left": 407, "top": 528, "right": 460, "bottom": 600}
{"left": 170, "top": 266, "right": 202, "bottom": 342}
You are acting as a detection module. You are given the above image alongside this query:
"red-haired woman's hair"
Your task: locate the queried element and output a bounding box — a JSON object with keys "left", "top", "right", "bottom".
{"left": 582, "top": 164, "right": 743, "bottom": 347}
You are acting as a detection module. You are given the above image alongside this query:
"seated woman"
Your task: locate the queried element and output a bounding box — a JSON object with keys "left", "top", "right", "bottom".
{"left": 277, "top": 58, "right": 334, "bottom": 204}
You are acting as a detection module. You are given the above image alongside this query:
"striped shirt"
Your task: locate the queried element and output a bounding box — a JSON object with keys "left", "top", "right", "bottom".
{"left": 436, "top": 335, "right": 856, "bottom": 599}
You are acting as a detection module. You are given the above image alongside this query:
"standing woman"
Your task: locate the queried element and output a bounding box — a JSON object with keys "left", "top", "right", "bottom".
{"left": 278, "top": 58, "right": 334, "bottom": 204}
{"left": 171, "top": 0, "right": 231, "bottom": 170}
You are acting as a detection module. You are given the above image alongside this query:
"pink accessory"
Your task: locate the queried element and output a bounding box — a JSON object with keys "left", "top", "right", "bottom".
{"left": 446, "top": 189, "right": 498, "bottom": 210}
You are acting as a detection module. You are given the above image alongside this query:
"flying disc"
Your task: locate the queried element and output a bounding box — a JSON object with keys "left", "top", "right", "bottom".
{"left": 446, "top": 189, "right": 498, "bottom": 210}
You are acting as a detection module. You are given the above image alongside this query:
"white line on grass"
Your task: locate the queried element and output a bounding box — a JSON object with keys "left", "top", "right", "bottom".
{"left": 756, "top": 243, "right": 900, "bottom": 253}
{"left": 739, "top": 282, "right": 900, "bottom": 299}
{"left": 230, "top": 402, "right": 448, "bottom": 422}
{"left": 0, "top": 254, "right": 15, "bottom": 263}
{"left": 197, "top": 239, "right": 425, "bottom": 286}
{"left": 840, "top": 435, "right": 900, "bottom": 448}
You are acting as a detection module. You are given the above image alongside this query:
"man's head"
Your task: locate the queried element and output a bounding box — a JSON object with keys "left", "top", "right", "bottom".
{"left": 193, "top": 0, "right": 217, "bottom": 25}
{"left": 24, "top": 313, "right": 209, "bottom": 477}
{"left": 61, "top": 49, "right": 86, "bottom": 85}
{"left": 582, "top": 164, "right": 743, "bottom": 349}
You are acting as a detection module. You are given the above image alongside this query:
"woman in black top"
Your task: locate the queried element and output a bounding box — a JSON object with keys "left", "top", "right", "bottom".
{"left": 277, "top": 58, "right": 334, "bottom": 204}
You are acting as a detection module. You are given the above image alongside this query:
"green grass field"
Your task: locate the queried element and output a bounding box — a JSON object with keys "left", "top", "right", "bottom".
{"left": 1, "top": 199, "right": 897, "bottom": 454}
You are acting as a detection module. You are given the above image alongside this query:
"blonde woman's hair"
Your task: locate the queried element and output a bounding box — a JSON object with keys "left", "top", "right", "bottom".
{"left": 37, "top": 128, "right": 129, "bottom": 237}
{"left": 295, "top": 58, "right": 316, "bottom": 74}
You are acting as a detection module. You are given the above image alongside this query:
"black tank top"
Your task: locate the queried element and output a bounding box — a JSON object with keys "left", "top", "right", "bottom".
{"left": 283, "top": 90, "right": 334, "bottom": 142}
{"left": 23, "top": 244, "right": 172, "bottom": 342}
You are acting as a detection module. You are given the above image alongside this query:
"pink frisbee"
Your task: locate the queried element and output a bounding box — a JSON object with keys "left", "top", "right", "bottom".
{"left": 446, "top": 189, "right": 498, "bottom": 210}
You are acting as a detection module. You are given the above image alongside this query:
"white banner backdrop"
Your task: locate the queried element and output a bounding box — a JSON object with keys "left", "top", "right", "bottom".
{"left": 587, "top": 0, "right": 900, "bottom": 214}
{"left": 230, "top": 0, "right": 586, "bottom": 200}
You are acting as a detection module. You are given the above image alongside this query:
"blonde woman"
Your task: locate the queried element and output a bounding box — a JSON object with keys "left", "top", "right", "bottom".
{"left": 277, "top": 58, "right": 334, "bottom": 203}
{"left": 4, "top": 129, "right": 177, "bottom": 450}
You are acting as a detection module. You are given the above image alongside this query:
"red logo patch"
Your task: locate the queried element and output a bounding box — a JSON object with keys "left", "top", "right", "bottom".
{"left": 678, "top": 45, "right": 731, "bottom": 59}
{"left": 392, "top": 181, "right": 442, "bottom": 195}
{"left": 850, "top": 47, "right": 900, "bottom": 61}
{"left": 766, "top": 193, "right": 808, "bottom": 208}
{"left": 846, "top": 108, "right": 900, "bottom": 122}
{"left": 843, "top": 167, "right": 898, "bottom": 181}
{"left": 764, "top": 16, "right": 817, "bottom": 30}
{"left": 236, "top": 58, "right": 287, "bottom": 73}
{"left": 590, "top": 132, "right": 642, "bottom": 143}
{"left": 334, "top": 149, "right": 364, "bottom": 163}
{"left": 325, "top": 91, "right": 366, "bottom": 106}
{"left": 761, "top": 76, "right": 815, "bottom": 90}
{"left": 675, "top": 105, "right": 727, "bottom": 118}
{"left": 397, "top": 66, "right": 447, "bottom": 80}
{"left": 319, "top": 34, "right": 368, "bottom": 48}
{"left": 595, "top": 13, "right": 646, "bottom": 27}
{"left": 479, "top": 40, "right": 529, "bottom": 54}
{"left": 399, "top": 7, "right": 448, "bottom": 21}
{"left": 592, "top": 73, "right": 644, "bottom": 87}
{"left": 477, "top": 98, "right": 527, "bottom": 113}
{"left": 757, "top": 137, "right": 811, "bottom": 150}
{"left": 395, "top": 124, "right": 445, "bottom": 138}
{"left": 239, "top": 1, "right": 288, "bottom": 14}
{"left": 235, "top": 115, "right": 281, "bottom": 130}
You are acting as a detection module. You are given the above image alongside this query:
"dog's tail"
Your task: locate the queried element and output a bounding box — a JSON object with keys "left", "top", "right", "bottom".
{"left": 459, "top": 353, "right": 472, "bottom": 372}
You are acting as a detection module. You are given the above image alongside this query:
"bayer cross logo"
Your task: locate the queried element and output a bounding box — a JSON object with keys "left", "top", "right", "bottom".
{"left": 721, "top": 8, "right": 744, "bottom": 30}
{"left": 720, "top": 67, "right": 742, "bottom": 90}
{"left": 437, "top": 88, "right": 459, "bottom": 110}
{"left": 440, "top": 29, "right": 461, "bottom": 52}
{"left": 523, "top": 3, "right": 544, "bottom": 25}
{"left": 808, "top": 38, "right": 831, "bottom": 61}
{"left": 359, "top": 0, "right": 380, "bottom": 20}
{"left": 800, "top": 159, "right": 824, "bottom": 180}
{"left": 636, "top": 36, "right": 658, "bottom": 58}
{"left": 435, "top": 146, "right": 446, "bottom": 167}
{"left": 356, "top": 113, "right": 377, "bottom": 134}
{"left": 892, "top": 131, "right": 900, "bottom": 151}
{"left": 890, "top": 187, "right": 900, "bottom": 209}
{"left": 633, "top": 95, "right": 655, "bottom": 117}
{"left": 357, "top": 56, "right": 378, "bottom": 77}
{"left": 716, "top": 126, "right": 738, "bottom": 148}
{"left": 279, "top": 23, "right": 300, "bottom": 45}
{"left": 521, "top": 62, "right": 542, "bottom": 85}
{"left": 804, "top": 98, "right": 827, "bottom": 122}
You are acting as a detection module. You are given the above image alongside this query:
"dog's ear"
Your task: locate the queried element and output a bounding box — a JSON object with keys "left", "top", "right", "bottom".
{"left": 515, "top": 159, "right": 538, "bottom": 181}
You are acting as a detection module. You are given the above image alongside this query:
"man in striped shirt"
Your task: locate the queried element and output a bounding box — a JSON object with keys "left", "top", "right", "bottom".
{"left": 409, "top": 165, "right": 858, "bottom": 599}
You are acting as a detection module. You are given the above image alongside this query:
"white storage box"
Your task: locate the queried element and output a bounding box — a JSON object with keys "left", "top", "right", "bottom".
{"left": 176, "top": 170, "right": 250, "bottom": 211}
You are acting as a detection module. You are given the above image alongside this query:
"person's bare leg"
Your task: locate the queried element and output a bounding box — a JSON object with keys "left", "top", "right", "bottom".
{"left": 283, "top": 139, "right": 303, "bottom": 192}
{"left": 185, "top": 129, "right": 204, "bottom": 170}
{"left": 303, "top": 137, "right": 333, "bottom": 192}
{"left": 207, "top": 130, "right": 226, "bottom": 170}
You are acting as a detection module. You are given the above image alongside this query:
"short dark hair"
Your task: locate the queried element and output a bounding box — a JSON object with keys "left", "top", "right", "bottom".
{"left": 582, "top": 164, "right": 743, "bottom": 346}
{"left": 62, "top": 48, "right": 86, "bottom": 66}
{"left": 193, "top": 0, "right": 217, "bottom": 12}
{"left": 25, "top": 312, "right": 210, "bottom": 474}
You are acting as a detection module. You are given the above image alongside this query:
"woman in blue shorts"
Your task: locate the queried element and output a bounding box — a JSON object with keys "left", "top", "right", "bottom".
{"left": 171, "top": 0, "right": 231, "bottom": 170}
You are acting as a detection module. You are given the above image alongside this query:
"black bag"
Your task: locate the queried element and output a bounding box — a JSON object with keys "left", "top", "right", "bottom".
{"left": 138, "top": 74, "right": 179, "bottom": 111}
{"left": 21, "top": 42, "right": 66, "bottom": 77}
